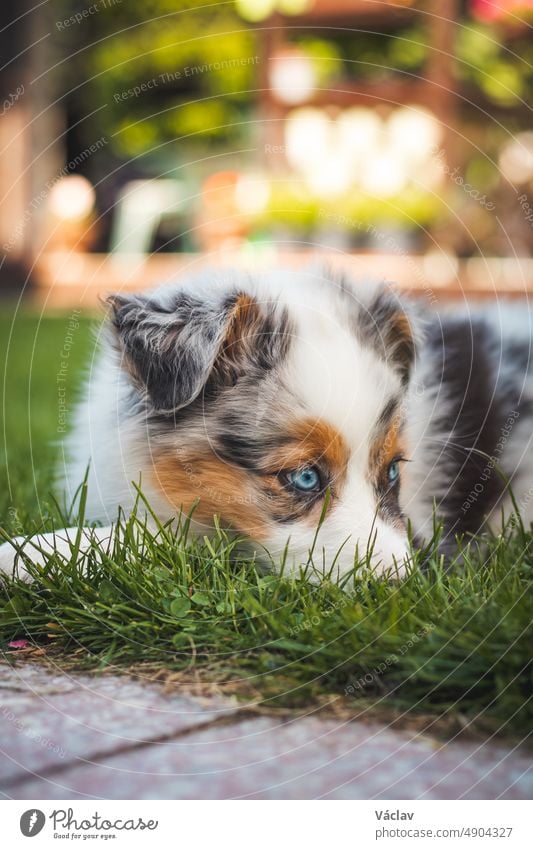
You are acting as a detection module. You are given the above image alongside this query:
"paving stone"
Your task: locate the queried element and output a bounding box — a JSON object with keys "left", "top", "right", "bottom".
{"left": 0, "top": 663, "right": 80, "bottom": 695}
{"left": 0, "top": 663, "right": 237, "bottom": 786}
{"left": 6, "top": 715, "right": 532, "bottom": 800}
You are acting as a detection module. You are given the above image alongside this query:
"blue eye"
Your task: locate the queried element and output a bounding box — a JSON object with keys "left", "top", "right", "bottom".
{"left": 287, "top": 466, "right": 321, "bottom": 493}
{"left": 387, "top": 460, "right": 400, "bottom": 484}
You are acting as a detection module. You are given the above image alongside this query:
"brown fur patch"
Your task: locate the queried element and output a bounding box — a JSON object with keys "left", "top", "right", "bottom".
{"left": 152, "top": 451, "right": 270, "bottom": 540}
{"left": 215, "top": 294, "right": 264, "bottom": 382}
{"left": 369, "top": 417, "right": 403, "bottom": 478}
{"left": 259, "top": 417, "right": 350, "bottom": 525}
{"left": 152, "top": 417, "right": 350, "bottom": 535}
{"left": 368, "top": 411, "right": 406, "bottom": 528}
{"left": 388, "top": 311, "right": 415, "bottom": 382}
{"left": 262, "top": 418, "right": 349, "bottom": 480}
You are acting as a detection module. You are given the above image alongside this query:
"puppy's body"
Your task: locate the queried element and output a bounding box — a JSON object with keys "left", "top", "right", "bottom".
{"left": 405, "top": 304, "right": 533, "bottom": 546}
{"left": 3, "top": 268, "right": 533, "bottom": 579}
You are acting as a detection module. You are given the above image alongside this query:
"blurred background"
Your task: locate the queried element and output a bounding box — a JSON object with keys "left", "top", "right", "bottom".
{"left": 1, "top": 0, "right": 533, "bottom": 306}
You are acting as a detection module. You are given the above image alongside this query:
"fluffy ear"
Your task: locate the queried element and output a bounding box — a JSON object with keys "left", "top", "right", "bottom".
{"left": 358, "top": 286, "right": 417, "bottom": 385}
{"left": 107, "top": 290, "right": 288, "bottom": 413}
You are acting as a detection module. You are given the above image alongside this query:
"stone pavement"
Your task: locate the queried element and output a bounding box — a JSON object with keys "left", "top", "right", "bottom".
{"left": 0, "top": 663, "right": 531, "bottom": 800}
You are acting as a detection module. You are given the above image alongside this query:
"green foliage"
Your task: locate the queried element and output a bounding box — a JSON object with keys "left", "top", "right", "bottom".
{"left": 0, "top": 307, "right": 94, "bottom": 533}
{"left": 260, "top": 181, "right": 443, "bottom": 232}
{"left": 1, "top": 495, "right": 532, "bottom": 731}
{"left": 52, "top": 2, "right": 533, "bottom": 172}
{"left": 456, "top": 24, "right": 533, "bottom": 106}
{"left": 288, "top": 37, "right": 343, "bottom": 86}
{"left": 323, "top": 27, "right": 428, "bottom": 81}
{"left": 55, "top": 0, "right": 257, "bottom": 158}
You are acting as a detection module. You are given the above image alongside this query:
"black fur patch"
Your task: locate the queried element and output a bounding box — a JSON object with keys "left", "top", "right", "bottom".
{"left": 424, "top": 316, "right": 531, "bottom": 543}
{"left": 369, "top": 396, "right": 405, "bottom": 528}
{"left": 357, "top": 288, "right": 415, "bottom": 385}
{"left": 215, "top": 403, "right": 292, "bottom": 472}
{"left": 108, "top": 291, "right": 292, "bottom": 414}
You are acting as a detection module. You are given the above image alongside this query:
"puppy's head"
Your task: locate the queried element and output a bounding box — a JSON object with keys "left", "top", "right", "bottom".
{"left": 108, "top": 270, "right": 416, "bottom": 580}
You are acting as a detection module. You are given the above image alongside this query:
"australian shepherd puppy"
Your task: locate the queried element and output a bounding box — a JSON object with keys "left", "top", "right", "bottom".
{"left": 2, "top": 267, "right": 533, "bottom": 580}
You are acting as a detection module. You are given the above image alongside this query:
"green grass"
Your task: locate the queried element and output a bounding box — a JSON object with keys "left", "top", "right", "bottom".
{"left": 1, "top": 303, "right": 94, "bottom": 532}
{"left": 1, "top": 305, "right": 532, "bottom": 738}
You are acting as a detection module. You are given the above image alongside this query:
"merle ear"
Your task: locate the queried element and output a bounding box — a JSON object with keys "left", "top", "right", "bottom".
{"left": 107, "top": 290, "right": 282, "bottom": 412}
{"left": 359, "top": 287, "right": 417, "bottom": 385}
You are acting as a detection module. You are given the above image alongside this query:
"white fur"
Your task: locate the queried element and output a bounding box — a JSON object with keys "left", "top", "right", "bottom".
{"left": 276, "top": 272, "right": 409, "bottom": 577}
{"left": 0, "top": 526, "right": 116, "bottom": 582}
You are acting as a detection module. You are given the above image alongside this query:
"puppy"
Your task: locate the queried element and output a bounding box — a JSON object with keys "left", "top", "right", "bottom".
{"left": 2, "top": 267, "right": 533, "bottom": 581}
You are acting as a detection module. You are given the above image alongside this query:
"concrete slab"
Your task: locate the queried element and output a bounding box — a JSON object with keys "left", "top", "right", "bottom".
{"left": 0, "top": 662, "right": 238, "bottom": 787}
{"left": 5, "top": 710, "right": 532, "bottom": 800}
